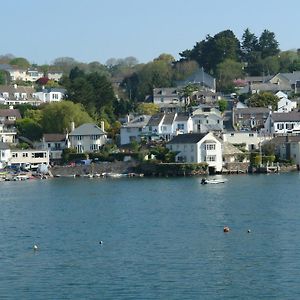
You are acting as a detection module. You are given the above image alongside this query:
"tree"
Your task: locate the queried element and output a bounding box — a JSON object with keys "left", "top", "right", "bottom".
{"left": 136, "top": 103, "right": 159, "bottom": 115}
{"left": 15, "top": 118, "right": 43, "bottom": 141}
{"left": 9, "top": 57, "right": 30, "bottom": 69}
{"left": 241, "top": 28, "right": 259, "bottom": 62}
{"left": 258, "top": 30, "right": 280, "bottom": 59}
{"left": 248, "top": 92, "right": 278, "bottom": 110}
{"left": 218, "top": 99, "right": 228, "bottom": 113}
{"left": 179, "top": 30, "right": 241, "bottom": 74}
{"left": 40, "top": 101, "right": 93, "bottom": 133}
{"left": 216, "top": 59, "right": 244, "bottom": 92}
{"left": 64, "top": 68, "right": 116, "bottom": 122}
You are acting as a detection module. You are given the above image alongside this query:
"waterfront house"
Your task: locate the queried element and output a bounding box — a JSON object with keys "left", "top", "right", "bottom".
{"left": 267, "top": 135, "right": 300, "bottom": 167}
{"left": 223, "top": 131, "right": 272, "bottom": 151}
{"left": 0, "top": 142, "right": 10, "bottom": 168}
{"left": 9, "top": 149, "right": 49, "bottom": 169}
{"left": 40, "top": 133, "right": 69, "bottom": 163}
{"left": 69, "top": 123, "right": 107, "bottom": 153}
{"left": 264, "top": 111, "right": 300, "bottom": 135}
{"left": 166, "top": 132, "right": 223, "bottom": 173}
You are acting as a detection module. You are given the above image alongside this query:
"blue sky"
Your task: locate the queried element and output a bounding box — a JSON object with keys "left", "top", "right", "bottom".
{"left": 2, "top": 0, "right": 300, "bottom": 65}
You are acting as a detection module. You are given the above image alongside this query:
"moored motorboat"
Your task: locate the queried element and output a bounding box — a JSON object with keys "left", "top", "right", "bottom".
{"left": 201, "top": 178, "right": 227, "bottom": 184}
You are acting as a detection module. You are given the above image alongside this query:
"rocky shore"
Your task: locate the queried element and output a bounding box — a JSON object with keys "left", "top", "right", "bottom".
{"left": 50, "top": 161, "right": 139, "bottom": 177}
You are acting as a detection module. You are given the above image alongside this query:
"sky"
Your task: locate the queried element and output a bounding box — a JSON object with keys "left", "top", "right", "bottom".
{"left": 2, "top": 0, "right": 300, "bottom": 65}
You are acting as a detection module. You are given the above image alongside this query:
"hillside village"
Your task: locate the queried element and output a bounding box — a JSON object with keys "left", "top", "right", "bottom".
{"left": 1, "top": 65, "right": 300, "bottom": 178}
{"left": 1, "top": 28, "right": 300, "bottom": 178}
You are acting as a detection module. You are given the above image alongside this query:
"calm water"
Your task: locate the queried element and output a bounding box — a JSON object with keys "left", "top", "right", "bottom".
{"left": 1, "top": 174, "right": 300, "bottom": 299}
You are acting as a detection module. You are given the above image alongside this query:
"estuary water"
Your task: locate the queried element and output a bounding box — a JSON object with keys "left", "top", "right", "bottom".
{"left": 1, "top": 173, "right": 300, "bottom": 299}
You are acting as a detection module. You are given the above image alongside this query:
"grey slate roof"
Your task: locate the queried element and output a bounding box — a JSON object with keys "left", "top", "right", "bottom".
{"left": 177, "top": 68, "right": 215, "bottom": 90}
{"left": 175, "top": 113, "right": 190, "bottom": 122}
{"left": 167, "top": 133, "right": 207, "bottom": 144}
{"left": 162, "top": 113, "right": 176, "bottom": 125}
{"left": 122, "top": 115, "right": 151, "bottom": 128}
{"left": 0, "top": 142, "right": 10, "bottom": 150}
{"left": 147, "top": 114, "right": 164, "bottom": 126}
{"left": 69, "top": 123, "right": 106, "bottom": 136}
{"left": 269, "top": 135, "right": 300, "bottom": 144}
{"left": 235, "top": 107, "right": 270, "bottom": 114}
{"left": 271, "top": 112, "right": 300, "bottom": 122}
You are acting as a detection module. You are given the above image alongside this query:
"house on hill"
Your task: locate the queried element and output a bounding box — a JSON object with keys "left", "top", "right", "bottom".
{"left": 177, "top": 67, "right": 216, "bottom": 92}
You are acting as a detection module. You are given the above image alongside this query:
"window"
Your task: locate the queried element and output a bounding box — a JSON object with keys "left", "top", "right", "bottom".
{"left": 206, "top": 155, "right": 216, "bottom": 162}
{"left": 55, "top": 143, "right": 61, "bottom": 149}
{"left": 77, "top": 135, "right": 82, "bottom": 140}
{"left": 230, "top": 133, "right": 234, "bottom": 136}
{"left": 22, "top": 153, "right": 28, "bottom": 158}
{"left": 191, "top": 145, "right": 194, "bottom": 152}
{"left": 286, "top": 123, "right": 294, "bottom": 130}
{"left": 277, "top": 123, "right": 284, "bottom": 130}
{"left": 48, "top": 143, "right": 51, "bottom": 148}
{"left": 177, "top": 124, "right": 184, "bottom": 130}
{"left": 91, "top": 135, "right": 99, "bottom": 140}
{"left": 12, "top": 152, "right": 18, "bottom": 158}
{"left": 205, "top": 144, "right": 216, "bottom": 150}
{"left": 249, "top": 133, "right": 254, "bottom": 137}
{"left": 32, "top": 152, "right": 46, "bottom": 158}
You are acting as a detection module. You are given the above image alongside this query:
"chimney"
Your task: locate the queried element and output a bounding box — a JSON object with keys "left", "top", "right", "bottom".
{"left": 70, "top": 121, "right": 75, "bottom": 132}
{"left": 100, "top": 121, "right": 105, "bottom": 132}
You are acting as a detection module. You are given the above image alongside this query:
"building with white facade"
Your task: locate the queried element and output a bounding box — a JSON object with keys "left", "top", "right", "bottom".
{"left": 9, "top": 149, "right": 49, "bottom": 169}
{"left": 40, "top": 133, "right": 69, "bottom": 162}
{"left": 33, "top": 88, "right": 65, "bottom": 103}
{"left": 264, "top": 112, "right": 300, "bottom": 135}
{"left": 166, "top": 132, "right": 223, "bottom": 172}
{"left": 144, "top": 112, "right": 193, "bottom": 141}
{"left": 120, "top": 115, "right": 151, "bottom": 145}
{"left": 69, "top": 123, "right": 107, "bottom": 153}
{"left": 0, "top": 142, "right": 11, "bottom": 168}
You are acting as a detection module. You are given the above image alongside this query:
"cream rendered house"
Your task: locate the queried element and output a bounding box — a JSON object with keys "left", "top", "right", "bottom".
{"left": 166, "top": 132, "right": 223, "bottom": 173}
{"left": 69, "top": 123, "right": 107, "bottom": 153}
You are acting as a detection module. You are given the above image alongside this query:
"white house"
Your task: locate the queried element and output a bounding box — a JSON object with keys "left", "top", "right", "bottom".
{"left": 120, "top": 115, "right": 151, "bottom": 145}
{"left": 223, "top": 131, "right": 272, "bottom": 151}
{"left": 69, "top": 123, "right": 107, "bottom": 153}
{"left": 264, "top": 112, "right": 300, "bottom": 135}
{"left": 144, "top": 112, "right": 193, "bottom": 141}
{"left": 47, "top": 71, "right": 63, "bottom": 82}
{"left": 33, "top": 88, "right": 65, "bottom": 103}
{"left": 0, "top": 142, "right": 11, "bottom": 168}
{"left": 9, "top": 149, "right": 49, "bottom": 169}
{"left": 192, "top": 106, "right": 223, "bottom": 133}
{"left": 40, "top": 133, "right": 69, "bottom": 162}
{"left": 166, "top": 132, "right": 223, "bottom": 172}
{"left": 276, "top": 96, "right": 297, "bottom": 113}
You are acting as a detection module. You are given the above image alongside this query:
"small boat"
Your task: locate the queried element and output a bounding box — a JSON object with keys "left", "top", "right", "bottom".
{"left": 201, "top": 178, "right": 227, "bottom": 184}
